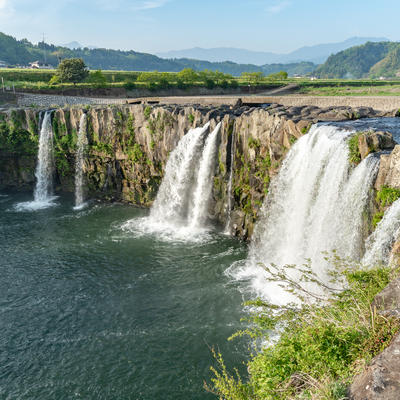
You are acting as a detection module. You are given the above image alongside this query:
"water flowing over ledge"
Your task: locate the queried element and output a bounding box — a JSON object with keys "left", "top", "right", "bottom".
{"left": 229, "top": 124, "right": 381, "bottom": 303}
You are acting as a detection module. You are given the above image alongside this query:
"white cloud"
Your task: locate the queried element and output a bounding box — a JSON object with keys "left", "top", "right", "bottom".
{"left": 266, "top": 0, "right": 291, "bottom": 14}
{"left": 132, "top": 0, "right": 169, "bottom": 10}
{"left": 92, "top": 0, "right": 170, "bottom": 11}
{"left": 0, "top": 0, "right": 14, "bottom": 18}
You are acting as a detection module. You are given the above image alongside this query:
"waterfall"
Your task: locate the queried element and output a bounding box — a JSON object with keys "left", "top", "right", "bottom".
{"left": 228, "top": 124, "right": 380, "bottom": 303}
{"left": 123, "top": 121, "right": 224, "bottom": 241}
{"left": 188, "top": 122, "right": 222, "bottom": 228}
{"left": 74, "top": 113, "right": 88, "bottom": 209}
{"left": 33, "top": 110, "right": 54, "bottom": 203}
{"left": 15, "top": 110, "right": 57, "bottom": 211}
{"left": 362, "top": 199, "right": 400, "bottom": 266}
{"left": 224, "top": 131, "right": 235, "bottom": 234}
{"left": 149, "top": 122, "right": 210, "bottom": 225}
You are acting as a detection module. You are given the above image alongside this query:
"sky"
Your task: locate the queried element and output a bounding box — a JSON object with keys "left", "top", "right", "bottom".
{"left": 0, "top": 0, "right": 399, "bottom": 54}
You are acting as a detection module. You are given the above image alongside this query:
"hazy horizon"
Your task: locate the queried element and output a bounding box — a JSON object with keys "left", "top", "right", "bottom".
{"left": 1, "top": 0, "right": 399, "bottom": 54}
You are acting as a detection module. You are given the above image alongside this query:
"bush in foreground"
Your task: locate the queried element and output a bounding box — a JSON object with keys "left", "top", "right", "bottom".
{"left": 206, "top": 256, "right": 399, "bottom": 400}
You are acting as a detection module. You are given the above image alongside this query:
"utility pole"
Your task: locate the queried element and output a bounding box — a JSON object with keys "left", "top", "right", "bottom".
{"left": 42, "top": 33, "right": 47, "bottom": 64}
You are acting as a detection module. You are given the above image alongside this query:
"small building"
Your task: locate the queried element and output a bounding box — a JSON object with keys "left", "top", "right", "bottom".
{"left": 0, "top": 60, "right": 8, "bottom": 68}
{"left": 29, "top": 61, "right": 54, "bottom": 70}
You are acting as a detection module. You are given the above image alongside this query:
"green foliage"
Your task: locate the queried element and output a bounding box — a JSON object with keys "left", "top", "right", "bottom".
{"left": 0, "top": 113, "right": 38, "bottom": 155}
{"left": 86, "top": 70, "right": 107, "bottom": 87}
{"left": 372, "top": 211, "right": 384, "bottom": 228}
{"left": 247, "top": 137, "right": 260, "bottom": 149}
{"left": 315, "top": 41, "right": 400, "bottom": 79}
{"left": 241, "top": 72, "right": 264, "bottom": 85}
{"left": 266, "top": 70, "right": 288, "bottom": 80}
{"left": 348, "top": 133, "right": 362, "bottom": 164}
{"left": 376, "top": 186, "right": 400, "bottom": 208}
{"left": 144, "top": 106, "right": 152, "bottom": 120}
{"left": 188, "top": 113, "right": 195, "bottom": 124}
{"left": 54, "top": 58, "right": 89, "bottom": 83}
{"left": 301, "top": 124, "right": 311, "bottom": 134}
{"left": 208, "top": 258, "right": 400, "bottom": 400}
{"left": 129, "top": 143, "right": 144, "bottom": 162}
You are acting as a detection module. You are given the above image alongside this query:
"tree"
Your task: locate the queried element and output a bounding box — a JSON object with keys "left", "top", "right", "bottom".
{"left": 55, "top": 58, "right": 89, "bottom": 83}
{"left": 266, "top": 70, "right": 288, "bottom": 80}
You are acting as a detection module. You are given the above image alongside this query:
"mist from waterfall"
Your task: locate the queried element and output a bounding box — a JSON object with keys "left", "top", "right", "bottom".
{"left": 74, "top": 113, "right": 88, "bottom": 210}
{"left": 15, "top": 110, "right": 56, "bottom": 211}
{"left": 227, "top": 124, "right": 380, "bottom": 304}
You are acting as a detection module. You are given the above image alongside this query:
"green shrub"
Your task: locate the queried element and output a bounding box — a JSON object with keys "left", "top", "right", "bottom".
{"left": 208, "top": 258, "right": 400, "bottom": 400}
{"left": 348, "top": 133, "right": 362, "bottom": 164}
{"left": 376, "top": 186, "right": 400, "bottom": 208}
{"left": 372, "top": 211, "right": 384, "bottom": 228}
{"left": 144, "top": 106, "right": 152, "bottom": 120}
{"left": 54, "top": 58, "right": 89, "bottom": 83}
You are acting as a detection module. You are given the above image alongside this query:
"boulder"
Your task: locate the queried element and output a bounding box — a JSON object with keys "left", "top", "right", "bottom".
{"left": 349, "top": 333, "right": 400, "bottom": 399}
{"left": 359, "top": 131, "right": 396, "bottom": 161}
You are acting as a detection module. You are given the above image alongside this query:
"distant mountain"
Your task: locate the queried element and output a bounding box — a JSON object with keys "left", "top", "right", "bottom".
{"left": 0, "top": 31, "right": 316, "bottom": 76}
{"left": 157, "top": 47, "right": 281, "bottom": 66}
{"left": 315, "top": 41, "right": 400, "bottom": 78}
{"left": 62, "top": 41, "right": 98, "bottom": 50}
{"left": 157, "top": 37, "right": 389, "bottom": 65}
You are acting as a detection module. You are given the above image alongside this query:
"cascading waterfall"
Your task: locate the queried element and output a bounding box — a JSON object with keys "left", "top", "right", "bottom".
{"left": 362, "top": 198, "right": 400, "bottom": 265}
{"left": 33, "top": 110, "right": 55, "bottom": 204}
{"left": 224, "top": 131, "right": 235, "bottom": 234}
{"left": 228, "top": 124, "right": 380, "bottom": 303}
{"left": 123, "top": 121, "right": 223, "bottom": 240}
{"left": 188, "top": 122, "right": 222, "bottom": 228}
{"left": 149, "top": 122, "right": 210, "bottom": 225}
{"left": 74, "top": 113, "right": 88, "bottom": 209}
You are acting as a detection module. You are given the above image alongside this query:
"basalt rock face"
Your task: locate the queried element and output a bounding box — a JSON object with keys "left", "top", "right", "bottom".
{"left": 349, "top": 280, "right": 400, "bottom": 400}
{"left": 0, "top": 103, "right": 396, "bottom": 239}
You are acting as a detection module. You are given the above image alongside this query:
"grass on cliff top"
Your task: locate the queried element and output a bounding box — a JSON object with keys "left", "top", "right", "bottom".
{"left": 206, "top": 256, "right": 400, "bottom": 400}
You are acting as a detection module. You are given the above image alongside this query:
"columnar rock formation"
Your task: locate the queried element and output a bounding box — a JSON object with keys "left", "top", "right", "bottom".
{"left": 0, "top": 103, "right": 398, "bottom": 239}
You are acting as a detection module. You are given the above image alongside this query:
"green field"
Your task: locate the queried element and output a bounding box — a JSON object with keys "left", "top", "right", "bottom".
{"left": 1, "top": 68, "right": 400, "bottom": 95}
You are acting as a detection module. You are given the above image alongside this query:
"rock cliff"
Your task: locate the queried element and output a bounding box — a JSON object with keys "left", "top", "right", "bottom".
{"left": 0, "top": 103, "right": 398, "bottom": 239}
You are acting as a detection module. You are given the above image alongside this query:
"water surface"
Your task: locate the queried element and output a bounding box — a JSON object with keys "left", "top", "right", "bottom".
{"left": 0, "top": 192, "right": 247, "bottom": 400}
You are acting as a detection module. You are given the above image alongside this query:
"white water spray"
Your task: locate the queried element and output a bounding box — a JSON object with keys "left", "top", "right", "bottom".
{"left": 228, "top": 125, "right": 380, "bottom": 303}
{"left": 150, "top": 122, "right": 210, "bottom": 225}
{"left": 224, "top": 131, "right": 235, "bottom": 234}
{"left": 188, "top": 122, "right": 222, "bottom": 228}
{"left": 362, "top": 198, "right": 400, "bottom": 265}
{"left": 34, "top": 111, "right": 54, "bottom": 203}
{"left": 74, "top": 113, "right": 88, "bottom": 209}
{"left": 15, "top": 111, "right": 57, "bottom": 211}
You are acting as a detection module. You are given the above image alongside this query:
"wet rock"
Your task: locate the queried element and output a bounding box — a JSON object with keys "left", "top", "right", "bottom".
{"left": 376, "top": 145, "right": 400, "bottom": 190}
{"left": 358, "top": 131, "right": 396, "bottom": 161}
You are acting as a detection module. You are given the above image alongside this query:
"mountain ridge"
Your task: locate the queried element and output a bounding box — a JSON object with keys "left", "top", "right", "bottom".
{"left": 157, "top": 37, "right": 389, "bottom": 65}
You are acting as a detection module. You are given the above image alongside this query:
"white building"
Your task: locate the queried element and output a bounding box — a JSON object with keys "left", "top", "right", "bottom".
{"left": 0, "top": 60, "right": 7, "bottom": 68}
{"left": 29, "top": 61, "right": 54, "bottom": 70}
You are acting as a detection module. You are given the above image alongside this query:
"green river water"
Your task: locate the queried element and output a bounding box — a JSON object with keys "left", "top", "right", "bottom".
{"left": 0, "top": 191, "right": 248, "bottom": 400}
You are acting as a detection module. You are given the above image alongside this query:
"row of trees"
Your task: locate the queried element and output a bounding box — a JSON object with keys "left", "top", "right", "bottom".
{"left": 50, "top": 59, "right": 289, "bottom": 88}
